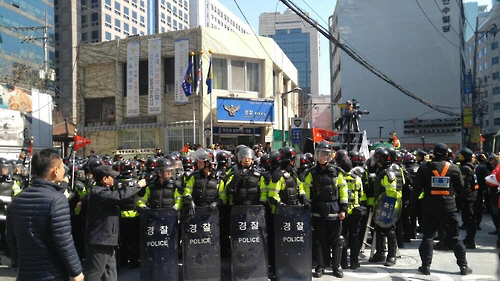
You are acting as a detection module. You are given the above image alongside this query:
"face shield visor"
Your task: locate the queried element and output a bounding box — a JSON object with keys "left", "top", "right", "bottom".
{"left": 314, "top": 149, "right": 333, "bottom": 165}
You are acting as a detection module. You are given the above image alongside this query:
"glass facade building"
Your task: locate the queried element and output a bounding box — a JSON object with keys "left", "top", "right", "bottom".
{"left": 0, "top": 0, "right": 55, "bottom": 85}
{"left": 270, "top": 29, "right": 311, "bottom": 94}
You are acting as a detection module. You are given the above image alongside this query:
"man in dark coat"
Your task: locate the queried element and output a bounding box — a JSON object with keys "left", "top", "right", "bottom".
{"left": 85, "top": 165, "right": 146, "bottom": 281}
{"left": 6, "top": 148, "right": 84, "bottom": 281}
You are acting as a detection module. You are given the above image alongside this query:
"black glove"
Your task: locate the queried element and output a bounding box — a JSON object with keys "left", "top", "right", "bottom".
{"left": 188, "top": 200, "right": 196, "bottom": 216}
{"left": 208, "top": 201, "right": 218, "bottom": 212}
{"left": 303, "top": 200, "right": 311, "bottom": 210}
{"left": 279, "top": 201, "right": 286, "bottom": 206}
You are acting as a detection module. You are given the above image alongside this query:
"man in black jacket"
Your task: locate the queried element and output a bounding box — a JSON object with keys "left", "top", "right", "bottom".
{"left": 458, "top": 148, "right": 478, "bottom": 249}
{"left": 85, "top": 165, "right": 146, "bottom": 281}
{"left": 6, "top": 148, "right": 84, "bottom": 281}
{"left": 411, "top": 143, "right": 472, "bottom": 276}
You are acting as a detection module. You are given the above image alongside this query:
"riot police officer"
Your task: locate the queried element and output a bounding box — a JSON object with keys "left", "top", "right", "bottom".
{"left": 296, "top": 154, "right": 311, "bottom": 181}
{"left": 339, "top": 151, "right": 365, "bottom": 270}
{"left": 144, "top": 157, "right": 158, "bottom": 181}
{"left": 302, "top": 143, "right": 347, "bottom": 278}
{"left": 70, "top": 163, "right": 87, "bottom": 261}
{"left": 403, "top": 153, "right": 419, "bottom": 241}
{"left": 117, "top": 160, "right": 143, "bottom": 268}
{"left": 140, "top": 159, "right": 182, "bottom": 210}
{"left": 268, "top": 146, "right": 309, "bottom": 212}
{"left": 410, "top": 143, "right": 472, "bottom": 276}
{"left": 457, "top": 148, "right": 478, "bottom": 249}
{"left": 215, "top": 151, "right": 232, "bottom": 178}
{"left": 0, "top": 158, "right": 17, "bottom": 254}
{"left": 183, "top": 149, "right": 225, "bottom": 216}
{"left": 225, "top": 148, "right": 266, "bottom": 206}
{"left": 369, "top": 148, "right": 400, "bottom": 267}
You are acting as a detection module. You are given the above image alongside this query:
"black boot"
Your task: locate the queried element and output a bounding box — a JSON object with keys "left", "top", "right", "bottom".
{"left": 384, "top": 257, "right": 396, "bottom": 267}
{"left": 313, "top": 267, "right": 324, "bottom": 278}
{"left": 418, "top": 266, "right": 430, "bottom": 275}
{"left": 332, "top": 266, "right": 343, "bottom": 278}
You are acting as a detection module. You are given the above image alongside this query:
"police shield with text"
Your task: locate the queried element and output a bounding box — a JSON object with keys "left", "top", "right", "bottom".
{"left": 370, "top": 148, "right": 401, "bottom": 267}
{"left": 410, "top": 143, "right": 472, "bottom": 276}
{"left": 303, "top": 143, "right": 347, "bottom": 278}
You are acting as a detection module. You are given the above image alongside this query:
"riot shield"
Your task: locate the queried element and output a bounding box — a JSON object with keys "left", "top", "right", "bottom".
{"left": 274, "top": 205, "right": 312, "bottom": 281}
{"left": 140, "top": 208, "right": 178, "bottom": 281}
{"left": 182, "top": 206, "right": 220, "bottom": 281}
{"left": 230, "top": 205, "right": 268, "bottom": 281}
{"left": 373, "top": 192, "right": 402, "bottom": 228}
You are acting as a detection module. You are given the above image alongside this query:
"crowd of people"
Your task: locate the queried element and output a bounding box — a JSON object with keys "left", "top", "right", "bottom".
{"left": 2, "top": 142, "right": 500, "bottom": 280}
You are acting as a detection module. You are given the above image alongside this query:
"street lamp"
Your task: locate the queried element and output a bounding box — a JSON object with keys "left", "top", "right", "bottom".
{"left": 282, "top": 87, "right": 302, "bottom": 148}
{"left": 378, "top": 126, "right": 384, "bottom": 142}
{"left": 421, "top": 136, "right": 425, "bottom": 150}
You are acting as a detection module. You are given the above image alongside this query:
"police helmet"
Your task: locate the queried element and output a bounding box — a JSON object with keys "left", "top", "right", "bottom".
{"left": 260, "top": 154, "right": 271, "bottom": 171}
{"left": 119, "top": 160, "right": 137, "bottom": 177}
{"left": 145, "top": 157, "right": 158, "bottom": 172}
{"left": 87, "top": 158, "right": 103, "bottom": 174}
{"left": 433, "top": 143, "right": 448, "bottom": 159}
{"left": 349, "top": 151, "right": 361, "bottom": 166}
{"left": 270, "top": 150, "right": 281, "bottom": 168}
{"left": 314, "top": 142, "right": 333, "bottom": 164}
{"left": 280, "top": 146, "right": 297, "bottom": 164}
{"left": 295, "top": 154, "right": 310, "bottom": 170}
{"left": 373, "top": 148, "right": 391, "bottom": 166}
{"left": 386, "top": 147, "right": 397, "bottom": 163}
{"left": 171, "top": 151, "right": 182, "bottom": 160}
{"left": 191, "top": 149, "right": 211, "bottom": 163}
{"left": 235, "top": 144, "right": 248, "bottom": 155}
{"left": 182, "top": 155, "right": 194, "bottom": 171}
{"left": 237, "top": 148, "right": 255, "bottom": 163}
{"left": 112, "top": 161, "right": 121, "bottom": 172}
{"left": 216, "top": 151, "right": 231, "bottom": 166}
{"left": 459, "top": 148, "right": 473, "bottom": 161}
{"left": 403, "top": 152, "right": 416, "bottom": 165}
{"left": 157, "top": 158, "right": 174, "bottom": 173}
{"left": 305, "top": 152, "right": 315, "bottom": 164}
{"left": 416, "top": 149, "right": 428, "bottom": 158}
{"left": 0, "top": 158, "right": 12, "bottom": 176}
{"left": 395, "top": 150, "right": 403, "bottom": 163}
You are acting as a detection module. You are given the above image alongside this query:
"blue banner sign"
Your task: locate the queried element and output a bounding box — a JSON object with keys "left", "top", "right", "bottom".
{"left": 217, "top": 97, "right": 274, "bottom": 123}
{"left": 213, "top": 127, "right": 262, "bottom": 135}
{"left": 291, "top": 128, "right": 302, "bottom": 144}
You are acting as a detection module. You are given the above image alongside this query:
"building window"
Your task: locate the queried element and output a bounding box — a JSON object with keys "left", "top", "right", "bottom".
{"left": 122, "top": 130, "right": 156, "bottom": 149}
{"left": 115, "top": 19, "right": 121, "bottom": 28}
{"left": 124, "top": 6, "right": 129, "bottom": 15}
{"left": 213, "top": 58, "right": 228, "bottom": 90}
{"left": 494, "top": 102, "right": 500, "bottom": 110}
{"left": 495, "top": 118, "right": 500, "bottom": 126}
{"left": 484, "top": 46, "right": 488, "bottom": 55}
{"left": 494, "top": 72, "right": 500, "bottom": 80}
{"left": 123, "top": 61, "right": 149, "bottom": 96}
{"left": 124, "top": 23, "right": 129, "bottom": 31}
{"left": 81, "top": 15, "right": 87, "bottom": 25}
{"left": 166, "top": 127, "right": 200, "bottom": 152}
{"left": 485, "top": 61, "right": 488, "bottom": 70}
{"left": 132, "top": 27, "right": 137, "bottom": 34}
{"left": 479, "top": 65, "right": 482, "bottom": 71}
{"left": 92, "top": 13, "right": 98, "bottom": 22}
{"left": 105, "top": 0, "right": 111, "bottom": 4}
{"left": 493, "top": 41, "right": 499, "bottom": 50}
{"left": 105, "top": 32, "right": 112, "bottom": 41}
{"left": 140, "top": 15, "right": 145, "bottom": 23}
{"left": 246, "top": 62, "right": 259, "bottom": 92}
{"left": 81, "top": 32, "right": 87, "bottom": 41}
{"left": 92, "top": 30, "right": 98, "bottom": 40}
{"left": 105, "top": 14, "right": 111, "bottom": 23}
{"left": 468, "top": 59, "right": 472, "bottom": 66}
{"left": 85, "top": 97, "right": 115, "bottom": 126}
{"left": 493, "top": 57, "right": 499, "bottom": 65}
{"left": 494, "top": 87, "right": 500, "bottom": 95}
{"left": 115, "top": 2, "right": 120, "bottom": 10}
{"left": 132, "top": 11, "right": 137, "bottom": 19}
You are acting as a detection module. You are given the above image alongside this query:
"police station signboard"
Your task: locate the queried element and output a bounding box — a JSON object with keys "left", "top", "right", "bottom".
{"left": 217, "top": 97, "right": 274, "bottom": 123}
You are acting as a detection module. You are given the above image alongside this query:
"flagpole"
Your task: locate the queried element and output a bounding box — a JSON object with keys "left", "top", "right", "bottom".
{"left": 72, "top": 129, "right": 77, "bottom": 191}
{"left": 191, "top": 52, "right": 196, "bottom": 145}
{"left": 209, "top": 50, "right": 213, "bottom": 146}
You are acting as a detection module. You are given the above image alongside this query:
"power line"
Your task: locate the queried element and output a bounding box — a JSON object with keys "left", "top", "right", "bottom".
{"left": 415, "top": 0, "right": 461, "bottom": 49}
{"left": 280, "top": 0, "right": 459, "bottom": 116}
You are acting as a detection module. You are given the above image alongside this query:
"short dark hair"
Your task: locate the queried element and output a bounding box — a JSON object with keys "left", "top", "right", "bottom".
{"left": 32, "top": 148, "right": 61, "bottom": 178}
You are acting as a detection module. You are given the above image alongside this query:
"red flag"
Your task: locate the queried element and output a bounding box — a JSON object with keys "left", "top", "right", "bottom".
{"left": 74, "top": 135, "right": 92, "bottom": 151}
{"left": 480, "top": 135, "right": 486, "bottom": 142}
{"left": 180, "top": 144, "right": 189, "bottom": 153}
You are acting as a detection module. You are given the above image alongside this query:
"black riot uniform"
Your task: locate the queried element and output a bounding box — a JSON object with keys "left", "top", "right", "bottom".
{"left": 303, "top": 144, "right": 347, "bottom": 278}
{"left": 403, "top": 153, "right": 418, "bottom": 240}
{"left": 141, "top": 159, "right": 183, "bottom": 210}
{"left": 369, "top": 148, "right": 400, "bottom": 267}
{"left": 183, "top": 149, "right": 224, "bottom": 216}
{"left": 458, "top": 148, "right": 478, "bottom": 249}
{"left": 225, "top": 148, "right": 266, "bottom": 206}
{"left": 117, "top": 160, "right": 144, "bottom": 268}
{"left": 410, "top": 143, "right": 472, "bottom": 276}
{"left": 0, "top": 158, "right": 17, "bottom": 253}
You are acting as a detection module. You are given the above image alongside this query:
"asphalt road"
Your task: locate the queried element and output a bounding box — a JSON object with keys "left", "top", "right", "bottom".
{"left": 1, "top": 215, "right": 499, "bottom": 280}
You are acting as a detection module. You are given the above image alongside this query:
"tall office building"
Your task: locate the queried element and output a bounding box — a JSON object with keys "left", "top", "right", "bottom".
{"left": 189, "top": 0, "right": 252, "bottom": 34}
{"left": 332, "top": 0, "right": 464, "bottom": 149}
{"left": 55, "top": 0, "right": 190, "bottom": 120}
{"left": 0, "top": 0, "right": 55, "bottom": 90}
{"left": 259, "top": 9, "right": 320, "bottom": 123}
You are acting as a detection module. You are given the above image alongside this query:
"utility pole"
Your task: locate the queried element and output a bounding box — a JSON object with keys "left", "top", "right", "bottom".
{"left": 378, "top": 126, "right": 383, "bottom": 142}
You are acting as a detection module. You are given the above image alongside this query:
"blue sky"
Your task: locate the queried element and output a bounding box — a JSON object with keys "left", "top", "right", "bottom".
{"left": 219, "top": 0, "right": 337, "bottom": 96}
